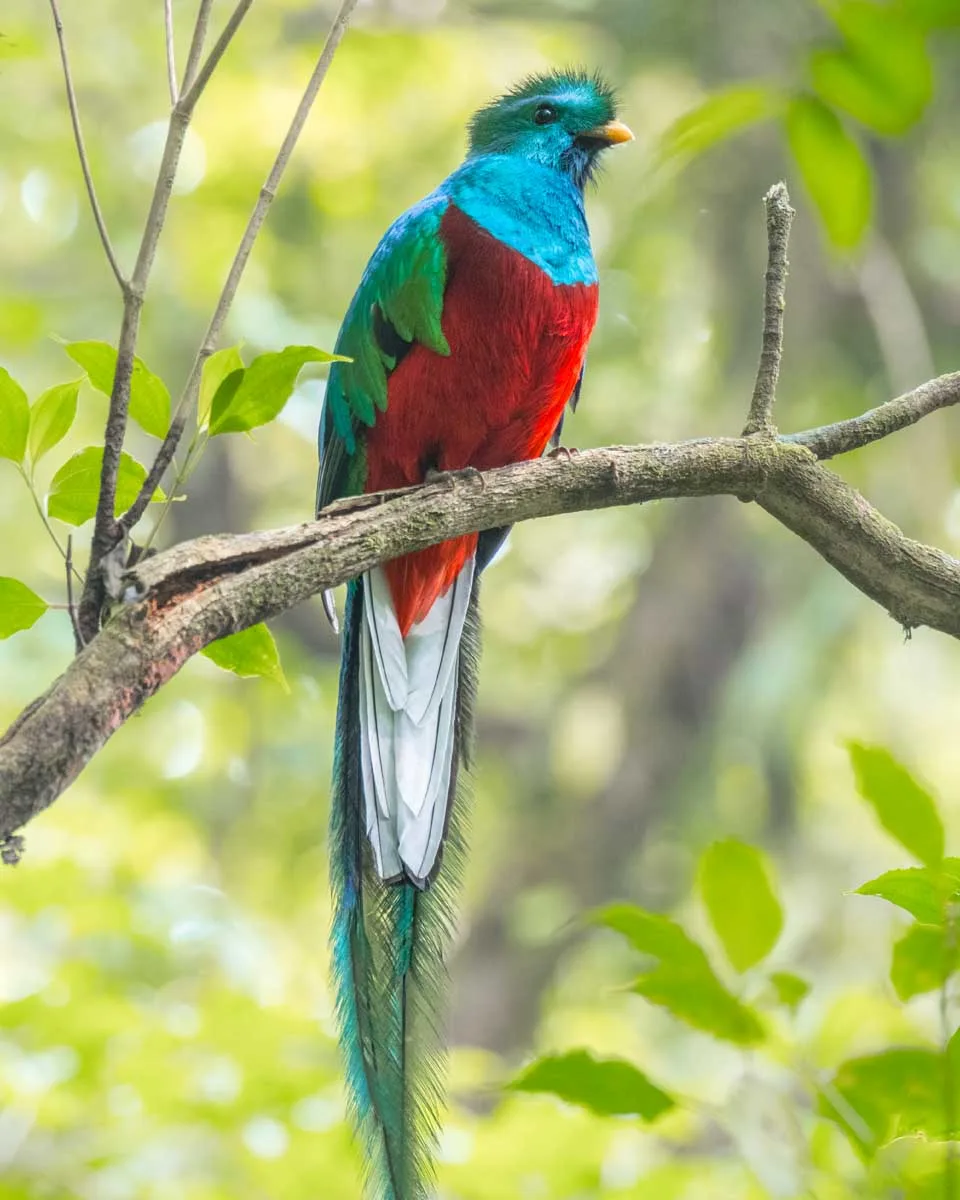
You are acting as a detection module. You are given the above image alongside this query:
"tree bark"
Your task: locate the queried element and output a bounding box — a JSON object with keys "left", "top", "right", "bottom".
{"left": 4, "top": 401, "right": 960, "bottom": 847}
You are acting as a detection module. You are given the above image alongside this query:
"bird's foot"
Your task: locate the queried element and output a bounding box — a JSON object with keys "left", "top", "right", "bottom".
{"left": 548, "top": 444, "right": 580, "bottom": 462}
{"left": 424, "top": 466, "right": 485, "bottom": 491}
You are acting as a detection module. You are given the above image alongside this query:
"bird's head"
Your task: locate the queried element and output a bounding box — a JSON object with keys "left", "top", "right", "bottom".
{"left": 467, "top": 69, "right": 633, "bottom": 190}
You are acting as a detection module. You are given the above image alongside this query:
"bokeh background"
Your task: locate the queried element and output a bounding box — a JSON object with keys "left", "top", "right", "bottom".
{"left": 3, "top": 1, "right": 960, "bottom": 1196}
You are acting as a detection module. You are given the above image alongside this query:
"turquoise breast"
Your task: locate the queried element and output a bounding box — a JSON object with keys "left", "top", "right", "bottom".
{"left": 445, "top": 156, "right": 598, "bottom": 288}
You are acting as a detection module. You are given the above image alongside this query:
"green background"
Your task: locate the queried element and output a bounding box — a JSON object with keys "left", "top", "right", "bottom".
{"left": 3, "top": 0, "right": 960, "bottom": 1195}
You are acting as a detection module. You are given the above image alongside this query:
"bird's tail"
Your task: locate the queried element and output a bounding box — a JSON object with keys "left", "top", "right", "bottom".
{"left": 329, "top": 569, "right": 480, "bottom": 1200}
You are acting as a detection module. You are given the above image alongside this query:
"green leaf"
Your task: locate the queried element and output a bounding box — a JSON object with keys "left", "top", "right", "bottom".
{"left": 907, "top": 0, "right": 960, "bottom": 28}
{"left": 631, "top": 966, "right": 764, "bottom": 1046}
{"left": 847, "top": 742, "right": 944, "bottom": 866}
{"left": 699, "top": 839, "right": 783, "bottom": 972}
{"left": 820, "top": 1047, "right": 945, "bottom": 1156}
{"left": 64, "top": 341, "right": 171, "bottom": 438}
{"left": 594, "top": 904, "right": 765, "bottom": 1045}
{"left": 785, "top": 95, "right": 872, "bottom": 250}
{"left": 769, "top": 971, "right": 811, "bottom": 1010}
{"left": 596, "top": 904, "right": 705, "bottom": 963}
{"left": 208, "top": 369, "right": 245, "bottom": 432}
{"left": 0, "top": 577, "right": 48, "bottom": 638}
{"left": 28, "top": 380, "right": 80, "bottom": 466}
{"left": 201, "top": 624, "right": 287, "bottom": 688}
{"left": 47, "top": 447, "right": 164, "bottom": 526}
{"left": 810, "top": 2, "right": 932, "bottom": 135}
{"left": 854, "top": 862, "right": 960, "bottom": 925}
{"left": 810, "top": 51, "right": 926, "bottom": 137}
{"left": 890, "top": 923, "right": 958, "bottom": 1001}
{"left": 508, "top": 1050, "right": 675, "bottom": 1121}
{"left": 209, "top": 345, "right": 344, "bottom": 435}
{"left": 0, "top": 366, "right": 30, "bottom": 463}
{"left": 658, "top": 84, "right": 782, "bottom": 162}
{"left": 199, "top": 346, "right": 245, "bottom": 428}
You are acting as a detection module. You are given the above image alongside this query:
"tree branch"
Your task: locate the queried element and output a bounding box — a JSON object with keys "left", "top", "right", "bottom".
{"left": 179, "top": 0, "right": 215, "bottom": 95}
{"left": 179, "top": 0, "right": 255, "bottom": 111}
{"left": 164, "top": 0, "right": 178, "bottom": 106}
{"left": 6, "top": 387, "right": 960, "bottom": 841}
{"left": 786, "top": 370, "right": 960, "bottom": 458}
{"left": 122, "top": 0, "right": 361, "bottom": 536}
{"left": 65, "top": 534, "right": 82, "bottom": 654}
{"left": 743, "top": 182, "right": 794, "bottom": 436}
{"left": 47, "top": 0, "right": 127, "bottom": 292}
{"left": 76, "top": 0, "right": 257, "bottom": 642}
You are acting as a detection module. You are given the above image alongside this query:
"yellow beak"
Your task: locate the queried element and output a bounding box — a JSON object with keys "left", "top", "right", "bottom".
{"left": 583, "top": 118, "right": 635, "bottom": 145}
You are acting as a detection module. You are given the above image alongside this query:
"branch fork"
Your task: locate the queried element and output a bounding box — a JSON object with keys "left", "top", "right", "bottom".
{"left": 47, "top": 0, "right": 360, "bottom": 642}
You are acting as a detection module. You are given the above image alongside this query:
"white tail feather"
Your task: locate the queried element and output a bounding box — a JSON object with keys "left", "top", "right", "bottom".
{"left": 364, "top": 567, "right": 407, "bottom": 711}
{"left": 358, "top": 621, "right": 402, "bottom": 880}
{"left": 358, "top": 557, "right": 475, "bottom": 883}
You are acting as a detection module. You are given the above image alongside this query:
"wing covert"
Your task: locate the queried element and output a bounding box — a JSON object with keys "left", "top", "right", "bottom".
{"left": 318, "top": 194, "right": 451, "bottom": 513}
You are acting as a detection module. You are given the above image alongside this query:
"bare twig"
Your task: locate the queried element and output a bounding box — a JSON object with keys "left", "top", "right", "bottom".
{"left": 17, "top": 465, "right": 71, "bottom": 565}
{"left": 179, "top": 0, "right": 214, "bottom": 94}
{"left": 179, "top": 0, "right": 256, "bottom": 111}
{"left": 77, "top": 0, "right": 259, "bottom": 641}
{"left": 47, "top": 0, "right": 127, "bottom": 293}
{"left": 164, "top": 0, "right": 178, "bottom": 105}
{"left": 65, "top": 536, "right": 83, "bottom": 653}
{"left": 121, "top": 0, "right": 360, "bottom": 534}
{"left": 744, "top": 182, "right": 795, "bottom": 436}
{"left": 787, "top": 371, "right": 960, "bottom": 459}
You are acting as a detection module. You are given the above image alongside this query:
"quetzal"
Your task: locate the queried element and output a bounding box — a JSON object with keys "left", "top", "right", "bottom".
{"left": 316, "top": 69, "right": 632, "bottom": 1199}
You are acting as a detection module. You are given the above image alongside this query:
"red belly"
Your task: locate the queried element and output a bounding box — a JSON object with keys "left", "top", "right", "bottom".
{"left": 365, "top": 204, "right": 598, "bottom": 635}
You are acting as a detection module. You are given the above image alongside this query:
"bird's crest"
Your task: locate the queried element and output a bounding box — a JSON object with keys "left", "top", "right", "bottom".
{"left": 468, "top": 67, "right": 620, "bottom": 159}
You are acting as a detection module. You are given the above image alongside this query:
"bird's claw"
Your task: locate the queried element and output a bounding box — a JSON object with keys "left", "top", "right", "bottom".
{"left": 424, "top": 466, "right": 485, "bottom": 491}
{"left": 548, "top": 444, "right": 580, "bottom": 462}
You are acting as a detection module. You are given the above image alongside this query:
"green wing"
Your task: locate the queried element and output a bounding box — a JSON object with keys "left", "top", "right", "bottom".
{"left": 317, "top": 193, "right": 451, "bottom": 513}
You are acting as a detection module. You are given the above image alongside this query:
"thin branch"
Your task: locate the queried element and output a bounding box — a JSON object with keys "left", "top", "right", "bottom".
{"left": 17, "top": 465, "right": 83, "bottom": 578}
{"left": 179, "top": 0, "right": 215, "bottom": 95}
{"left": 77, "top": 0, "right": 258, "bottom": 641}
{"left": 121, "top": 0, "right": 360, "bottom": 534}
{"left": 787, "top": 371, "right": 960, "bottom": 459}
{"left": 47, "top": 0, "right": 127, "bottom": 292}
{"left": 164, "top": 0, "right": 179, "bottom": 106}
{"left": 65, "top": 536, "right": 83, "bottom": 653}
{"left": 743, "top": 182, "right": 795, "bottom": 436}
{"left": 179, "top": 0, "right": 256, "bottom": 111}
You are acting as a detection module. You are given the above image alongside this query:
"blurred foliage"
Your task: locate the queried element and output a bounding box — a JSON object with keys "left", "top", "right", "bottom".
{"left": 516, "top": 746, "right": 960, "bottom": 1196}
{"left": 3, "top": 0, "right": 960, "bottom": 1196}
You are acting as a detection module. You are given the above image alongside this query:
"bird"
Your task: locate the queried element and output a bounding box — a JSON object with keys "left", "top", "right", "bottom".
{"left": 316, "top": 68, "right": 632, "bottom": 1200}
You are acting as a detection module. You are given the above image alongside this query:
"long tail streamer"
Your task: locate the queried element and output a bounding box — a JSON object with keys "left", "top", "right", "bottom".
{"left": 329, "top": 576, "right": 480, "bottom": 1200}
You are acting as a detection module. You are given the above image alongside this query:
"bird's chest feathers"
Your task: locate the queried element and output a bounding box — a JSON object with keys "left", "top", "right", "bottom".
{"left": 447, "top": 157, "right": 597, "bottom": 287}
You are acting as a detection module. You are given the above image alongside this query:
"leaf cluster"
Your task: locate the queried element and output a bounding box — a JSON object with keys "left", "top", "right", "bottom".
{"left": 0, "top": 342, "right": 338, "bottom": 678}
{"left": 507, "top": 743, "right": 960, "bottom": 1197}
{"left": 660, "top": 0, "right": 956, "bottom": 249}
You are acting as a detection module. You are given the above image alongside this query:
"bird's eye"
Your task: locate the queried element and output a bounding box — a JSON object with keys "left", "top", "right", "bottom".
{"left": 534, "top": 104, "right": 558, "bottom": 126}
